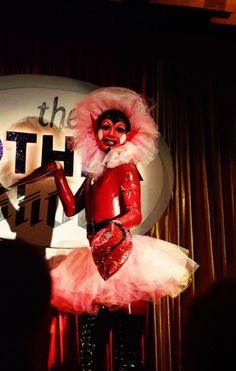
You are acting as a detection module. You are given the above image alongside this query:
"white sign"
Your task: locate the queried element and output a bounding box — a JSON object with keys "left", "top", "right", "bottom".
{"left": 0, "top": 75, "right": 173, "bottom": 250}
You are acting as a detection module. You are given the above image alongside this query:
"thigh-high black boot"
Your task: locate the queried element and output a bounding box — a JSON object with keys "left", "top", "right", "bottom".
{"left": 79, "top": 315, "right": 98, "bottom": 371}
{"left": 112, "top": 310, "right": 145, "bottom": 371}
{"left": 79, "top": 307, "right": 112, "bottom": 371}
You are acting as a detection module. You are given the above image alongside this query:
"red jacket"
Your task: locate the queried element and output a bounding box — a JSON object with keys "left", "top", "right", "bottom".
{"left": 54, "top": 163, "right": 142, "bottom": 235}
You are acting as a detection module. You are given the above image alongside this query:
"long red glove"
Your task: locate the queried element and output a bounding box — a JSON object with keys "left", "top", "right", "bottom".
{"left": 111, "top": 165, "right": 142, "bottom": 230}
{"left": 9, "top": 160, "right": 86, "bottom": 217}
{"left": 91, "top": 221, "right": 132, "bottom": 280}
{"left": 53, "top": 164, "right": 85, "bottom": 217}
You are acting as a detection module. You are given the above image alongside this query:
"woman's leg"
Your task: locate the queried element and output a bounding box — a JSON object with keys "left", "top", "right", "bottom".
{"left": 112, "top": 301, "right": 148, "bottom": 371}
{"left": 79, "top": 307, "right": 112, "bottom": 371}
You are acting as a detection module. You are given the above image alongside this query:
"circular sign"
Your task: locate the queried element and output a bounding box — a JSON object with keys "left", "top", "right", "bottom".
{"left": 0, "top": 75, "right": 173, "bottom": 250}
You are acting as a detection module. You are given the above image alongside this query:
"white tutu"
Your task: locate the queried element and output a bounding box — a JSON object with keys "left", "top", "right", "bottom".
{"left": 50, "top": 235, "right": 199, "bottom": 315}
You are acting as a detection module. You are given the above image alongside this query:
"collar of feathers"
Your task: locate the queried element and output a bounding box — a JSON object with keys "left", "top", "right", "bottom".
{"left": 67, "top": 87, "right": 159, "bottom": 177}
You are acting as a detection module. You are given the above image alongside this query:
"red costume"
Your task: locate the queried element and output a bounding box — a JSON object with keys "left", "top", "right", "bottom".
{"left": 55, "top": 163, "right": 141, "bottom": 234}
{"left": 15, "top": 87, "right": 198, "bottom": 370}
{"left": 50, "top": 87, "right": 197, "bottom": 294}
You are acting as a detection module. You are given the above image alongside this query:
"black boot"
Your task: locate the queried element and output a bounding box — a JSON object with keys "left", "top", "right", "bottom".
{"left": 112, "top": 311, "right": 145, "bottom": 371}
{"left": 79, "top": 315, "right": 98, "bottom": 371}
{"left": 79, "top": 308, "right": 112, "bottom": 371}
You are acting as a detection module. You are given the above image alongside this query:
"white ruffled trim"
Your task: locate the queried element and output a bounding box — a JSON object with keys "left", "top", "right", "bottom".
{"left": 68, "top": 87, "right": 159, "bottom": 177}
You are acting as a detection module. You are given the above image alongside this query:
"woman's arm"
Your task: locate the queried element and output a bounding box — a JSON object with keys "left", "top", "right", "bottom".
{"left": 115, "top": 164, "right": 142, "bottom": 230}
{"left": 53, "top": 161, "right": 85, "bottom": 217}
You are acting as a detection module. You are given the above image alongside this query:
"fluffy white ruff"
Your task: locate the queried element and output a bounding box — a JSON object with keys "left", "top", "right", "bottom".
{"left": 68, "top": 87, "right": 159, "bottom": 177}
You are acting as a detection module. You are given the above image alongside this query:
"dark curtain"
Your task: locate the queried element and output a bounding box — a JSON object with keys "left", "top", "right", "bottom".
{"left": 151, "top": 35, "right": 236, "bottom": 370}
{"left": 0, "top": 5, "right": 235, "bottom": 370}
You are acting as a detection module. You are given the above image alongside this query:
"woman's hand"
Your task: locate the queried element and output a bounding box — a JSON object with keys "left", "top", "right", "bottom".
{"left": 8, "top": 160, "right": 63, "bottom": 187}
{"left": 54, "top": 161, "right": 63, "bottom": 170}
{"left": 91, "top": 221, "right": 132, "bottom": 280}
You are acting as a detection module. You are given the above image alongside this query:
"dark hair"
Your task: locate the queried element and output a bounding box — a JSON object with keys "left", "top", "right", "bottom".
{"left": 96, "top": 109, "right": 131, "bottom": 132}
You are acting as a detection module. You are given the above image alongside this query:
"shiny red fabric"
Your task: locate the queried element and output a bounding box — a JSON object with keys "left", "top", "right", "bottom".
{"left": 91, "top": 221, "right": 132, "bottom": 280}
{"left": 84, "top": 163, "right": 142, "bottom": 230}
{"left": 54, "top": 162, "right": 142, "bottom": 278}
{"left": 55, "top": 163, "right": 142, "bottom": 231}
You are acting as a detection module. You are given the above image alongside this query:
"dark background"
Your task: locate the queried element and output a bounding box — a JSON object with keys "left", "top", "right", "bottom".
{"left": 0, "top": 1, "right": 235, "bottom": 370}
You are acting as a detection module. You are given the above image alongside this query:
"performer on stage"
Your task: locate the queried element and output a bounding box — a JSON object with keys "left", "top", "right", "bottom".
{"left": 14, "top": 87, "right": 198, "bottom": 370}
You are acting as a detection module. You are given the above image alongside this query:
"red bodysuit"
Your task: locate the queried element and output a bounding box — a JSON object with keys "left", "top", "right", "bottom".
{"left": 54, "top": 163, "right": 142, "bottom": 239}
{"left": 50, "top": 163, "right": 197, "bottom": 315}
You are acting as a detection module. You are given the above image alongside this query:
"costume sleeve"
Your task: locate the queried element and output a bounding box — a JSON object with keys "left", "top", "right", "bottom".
{"left": 115, "top": 165, "right": 142, "bottom": 230}
{"left": 54, "top": 168, "right": 86, "bottom": 217}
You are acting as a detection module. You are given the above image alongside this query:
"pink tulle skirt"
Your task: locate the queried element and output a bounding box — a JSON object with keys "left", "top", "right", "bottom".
{"left": 50, "top": 235, "right": 199, "bottom": 315}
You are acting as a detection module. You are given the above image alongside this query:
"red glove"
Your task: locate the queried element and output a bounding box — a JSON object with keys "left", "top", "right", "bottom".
{"left": 91, "top": 221, "right": 132, "bottom": 280}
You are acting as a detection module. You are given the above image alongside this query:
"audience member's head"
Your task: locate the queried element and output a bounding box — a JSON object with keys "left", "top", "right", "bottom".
{"left": 182, "top": 276, "right": 236, "bottom": 371}
{"left": 0, "top": 238, "right": 52, "bottom": 371}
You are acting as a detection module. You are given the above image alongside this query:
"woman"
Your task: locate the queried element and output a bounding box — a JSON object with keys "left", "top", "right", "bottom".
{"left": 20, "top": 87, "right": 198, "bottom": 370}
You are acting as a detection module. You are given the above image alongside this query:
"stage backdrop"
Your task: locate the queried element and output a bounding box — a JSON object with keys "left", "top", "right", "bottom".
{"left": 0, "top": 75, "right": 173, "bottom": 253}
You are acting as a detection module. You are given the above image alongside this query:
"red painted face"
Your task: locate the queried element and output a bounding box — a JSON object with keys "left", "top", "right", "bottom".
{"left": 96, "top": 118, "right": 127, "bottom": 151}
